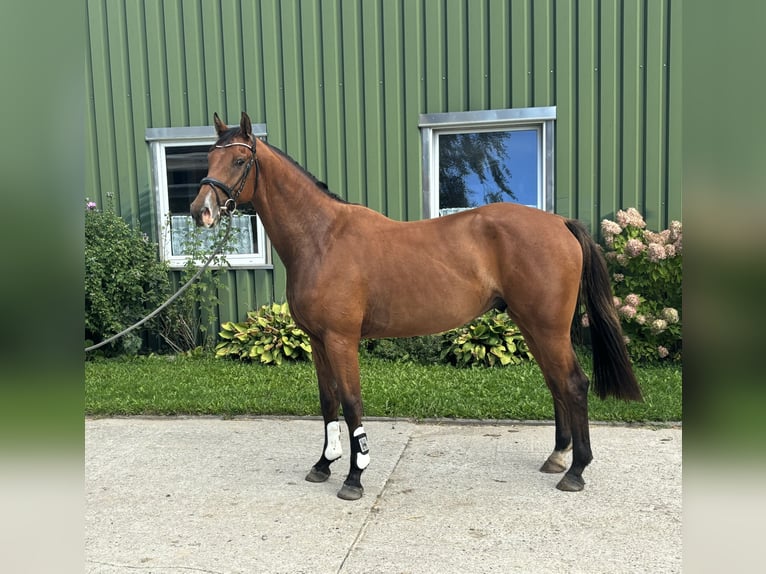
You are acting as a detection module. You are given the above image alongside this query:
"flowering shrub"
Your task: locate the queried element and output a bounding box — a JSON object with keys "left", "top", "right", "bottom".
{"left": 597, "top": 208, "right": 682, "bottom": 362}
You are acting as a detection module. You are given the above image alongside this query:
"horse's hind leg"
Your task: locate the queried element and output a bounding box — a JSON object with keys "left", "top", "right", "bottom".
{"left": 553, "top": 364, "right": 593, "bottom": 492}
{"left": 305, "top": 337, "right": 343, "bottom": 484}
{"left": 544, "top": 356, "right": 592, "bottom": 492}
{"left": 539, "top": 404, "right": 573, "bottom": 474}
{"left": 518, "top": 334, "right": 573, "bottom": 474}
{"left": 523, "top": 331, "right": 592, "bottom": 491}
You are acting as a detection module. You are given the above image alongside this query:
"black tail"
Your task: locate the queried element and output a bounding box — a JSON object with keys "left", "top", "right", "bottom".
{"left": 565, "top": 219, "right": 643, "bottom": 401}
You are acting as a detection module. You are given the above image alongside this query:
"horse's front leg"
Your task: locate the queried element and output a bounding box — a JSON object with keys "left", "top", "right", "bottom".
{"left": 337, "top": 403, "right": 370, "bottom": 501}
{"left": 305, "top": 337, "right": 343, "bottom": 484}
{"left": 321, "top": 332, "right": 368, "bottom": 501}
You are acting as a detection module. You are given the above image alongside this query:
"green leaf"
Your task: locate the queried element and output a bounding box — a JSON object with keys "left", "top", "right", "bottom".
{"left": 489, "top": 346, "right": 506, "bottom": 358}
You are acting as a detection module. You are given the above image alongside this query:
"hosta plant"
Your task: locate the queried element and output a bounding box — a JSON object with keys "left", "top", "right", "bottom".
{"left": 441, "top": 310, "right": 533, "bottom": 368}
{"left": 215, "top": 302, "right": 312, "bottom": 365}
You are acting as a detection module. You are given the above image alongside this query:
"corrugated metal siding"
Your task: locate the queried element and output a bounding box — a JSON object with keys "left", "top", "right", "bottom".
{"left": 86, "top": 0, "right": 681, "bottom": 323}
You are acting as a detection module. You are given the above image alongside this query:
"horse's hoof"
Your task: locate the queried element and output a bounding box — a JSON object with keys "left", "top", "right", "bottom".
{"left": 556, "top": 474, "right": 585, "bottom": 492}
{"left": 539, "top": 457, "right": 567, "bottom": 474}
{"left": 305, "top": 467, "right": 331, "bottom": 483}
{"left": 337, "top": 483, "right": 364, "bottom": 501}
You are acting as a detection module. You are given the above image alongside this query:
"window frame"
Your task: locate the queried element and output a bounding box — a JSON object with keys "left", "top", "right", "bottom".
{"left": 146, "top": 124, "right": 271, "bottom": 269}
{"left": 419, "top": 107, "right": 556, "bottom": 218}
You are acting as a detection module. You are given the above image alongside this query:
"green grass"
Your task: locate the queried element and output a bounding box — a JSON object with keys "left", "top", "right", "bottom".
{"left": 85, "top": 355, "right": 681, "bottom": 422}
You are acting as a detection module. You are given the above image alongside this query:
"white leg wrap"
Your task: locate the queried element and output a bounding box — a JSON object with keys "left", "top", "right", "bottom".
{"left": 353, "top": 426, "right": 370, "bottom": 470}
{"left": 324, "top": 421, "right": 342, "bottom": 461}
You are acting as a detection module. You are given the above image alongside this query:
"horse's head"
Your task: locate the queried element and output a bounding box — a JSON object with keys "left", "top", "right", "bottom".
{"left": 190, "top": 111, "right": 258, "bottom": 228}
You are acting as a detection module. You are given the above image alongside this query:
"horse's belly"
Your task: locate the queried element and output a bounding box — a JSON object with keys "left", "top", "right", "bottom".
{"left": 361, "top": 288, "right": 492, "bottom": 339}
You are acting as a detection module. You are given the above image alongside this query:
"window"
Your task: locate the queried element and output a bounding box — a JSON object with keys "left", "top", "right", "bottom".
{"left": 419, "top": 107, "right": 555, "bottom": 217}
{"left": 146, "top": 124, "right": 270, "bottom": 268}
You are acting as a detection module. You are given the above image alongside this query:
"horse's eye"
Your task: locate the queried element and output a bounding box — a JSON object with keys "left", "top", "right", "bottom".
{"left": 235, "top": 158, "right": 245, "bottom": 167}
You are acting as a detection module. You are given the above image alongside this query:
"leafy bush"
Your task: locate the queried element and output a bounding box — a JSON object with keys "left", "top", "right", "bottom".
{"left": 362, "top": 335, "right": 444, "bottom": 365}
{"left": 217, "top": 304, "right": 534, "bottom": 369}
{"left": 598, "top": 208, "right": 682, "bottom": 362}
{"left": 157, "top": 218, "right": 231, "bottom": 354}
{"left": 215, "top": 302, "right": 312, "bottom": 365}
{"left": 441, "top": 310, "right": 533, "bottom": 367}
{"left": 85, "top": 198, "right": 169, "bottom": 355}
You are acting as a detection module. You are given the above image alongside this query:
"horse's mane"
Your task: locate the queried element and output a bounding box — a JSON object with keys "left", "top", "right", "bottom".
{"left": 216, "top": 128, "right": 348, "bottom": 204}
{"left": 267, "top": 142, "right": 349, "bottom": 204}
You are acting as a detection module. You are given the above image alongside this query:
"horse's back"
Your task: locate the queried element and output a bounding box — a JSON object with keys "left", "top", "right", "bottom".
{"left": 424, "top": 203, "right": 581, "bottom": 265}
{"left": 336, "top": 201, "right": 581, "bottom": 290}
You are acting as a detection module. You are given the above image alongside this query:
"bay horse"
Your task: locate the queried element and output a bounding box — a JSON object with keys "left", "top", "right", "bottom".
{"left": 191, "top": 112, "right": 642, "bottom": 501}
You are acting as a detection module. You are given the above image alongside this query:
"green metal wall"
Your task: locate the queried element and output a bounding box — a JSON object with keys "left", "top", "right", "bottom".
{"left": 86, "top": 0, "right": 681, "bottom": 320}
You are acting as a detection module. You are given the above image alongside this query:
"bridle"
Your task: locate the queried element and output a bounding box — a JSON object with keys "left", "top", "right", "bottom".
{"left": 199, "top": 138, "right": 260, "bottom": 214}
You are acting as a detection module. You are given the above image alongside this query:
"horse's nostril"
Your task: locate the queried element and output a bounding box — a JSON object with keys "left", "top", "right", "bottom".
{"left": 197, "top": 207, "right": 210, "bottom": 227}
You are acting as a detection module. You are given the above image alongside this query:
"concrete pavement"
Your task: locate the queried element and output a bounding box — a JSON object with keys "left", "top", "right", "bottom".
{"left": 85, "top": 417, "right": 681, "bottom": 573}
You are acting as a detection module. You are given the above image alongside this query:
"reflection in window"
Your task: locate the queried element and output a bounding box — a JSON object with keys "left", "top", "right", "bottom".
{"left": 419, "top": 107, "right": 555, "bottom": 218}
{"left": 438, "top": 129, "right": 540, "bottom": 215}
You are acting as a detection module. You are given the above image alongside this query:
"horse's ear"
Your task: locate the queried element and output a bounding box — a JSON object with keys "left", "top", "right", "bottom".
{"left": 239, "top": 112, "right": 252, "bottom": 137}
{"left": 213, "top": 113, "right": 227, "bottom": 136}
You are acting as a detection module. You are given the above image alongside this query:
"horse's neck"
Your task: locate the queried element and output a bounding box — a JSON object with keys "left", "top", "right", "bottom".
{"left": 254, "top": 147, "right": 340, "bottom": 267}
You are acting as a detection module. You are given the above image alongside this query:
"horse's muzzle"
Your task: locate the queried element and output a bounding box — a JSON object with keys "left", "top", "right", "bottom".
{"left": 190, "top": 187, "right": 221, "bottom": 228}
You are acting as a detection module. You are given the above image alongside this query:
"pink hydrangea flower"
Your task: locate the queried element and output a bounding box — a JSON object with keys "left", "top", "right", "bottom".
{"left": 664, "top": 244, "right": 676, "bottom": 257}
{"left": 669, "top": 220, "right": 682, "bottom": 242}
{"left": 618, "top": 305, "right": 637, "bottom": 319}
{"left": 625, "top": 238, "right": 646, "bottom": 258}
{"left": 613, "top": 296, "right": 622, "bottom": 307}
{"left": 643, "top": 230, "right": 662, "bottom": 244}
{"left": 624, "top": 293, "right": 641, "bottom": 307}
{"left": 86, "top": 201, "right": 97, "bottom": 210}
{"left": 657, "top": 346, "right": 669, "bottom": 359}
{"left": 647, "top": 243, "right": 667, "bottom": 262}
{"left": 635, "top": 314, "right": 647, "bottom": 325}
{"left": 581, "top": 314, "right": 590, "bottom": 328}
{"left": 613, "top": 273, "right": 625, "bottom": 282}
{"left": 616, "top": 207, "right": 646, "bottom": 229}
{"left": 601, "top": 219, "right": 623, "bottom": 238}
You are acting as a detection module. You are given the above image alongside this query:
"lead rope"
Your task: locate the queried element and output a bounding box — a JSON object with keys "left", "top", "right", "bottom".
{"left": 84, "top": 215, "right": 234, "bottom": 353}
